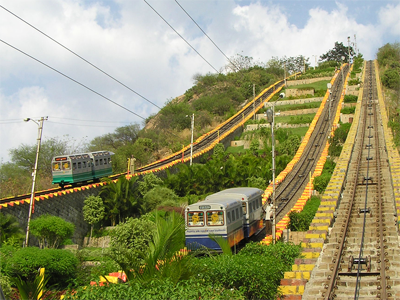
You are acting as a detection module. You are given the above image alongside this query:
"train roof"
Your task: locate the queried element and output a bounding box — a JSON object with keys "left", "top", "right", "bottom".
{"left": 212, "top": 187, "right": 263, "bottom": 200}
{"left": 188, "top": 196, "right": 242, "bottom": 210}
{"left": 52, "top": 151, "right": 114, "bottom": 160}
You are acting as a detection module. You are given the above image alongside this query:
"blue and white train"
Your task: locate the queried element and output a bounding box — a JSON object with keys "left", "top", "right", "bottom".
{"left": 185, "top": 187, "right": 264, "bottom": 250}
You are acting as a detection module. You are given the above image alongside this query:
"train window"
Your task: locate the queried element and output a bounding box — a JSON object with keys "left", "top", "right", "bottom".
{"left": 104, "top": 159, "right": 107, "bottom": 165}
{"left": 108, "top": 158, "right": 111, "bottom": 164}
{"left": 83, "top": 161, "right": 86, "bottom": 168}
{"left": 63, "top": 161, "right": 71, "bottom": 170}
{"left": 187, "top": 212, "right": 204, "bottom": 227}
{"left": 227, "top": 211, "right": 231, "bottom": 224}
{"left": 236, "top": 208, "right": 240, "bottom": 220}
{"left": 95, "top": 159, "right": 99, "bottom": 166}
{"left": 231, "top": 210, "right": 235, "bottom": 222}
{"left": 78, "top": 162, "right": 81, "bottom": 169}
{"left": 53, "top": 162, "right": 61, "bottom": 171}
{"left": 207, "top": 211, "right": 224, "bottom": 226}
{"left": 100, "top": 159, "right": 103, "bottom": 165}
{"left": 242, "top": 202, "right": 247, "bottom": 214}
{"left": 72, "top": 163, "right": 77, "bottom": 170}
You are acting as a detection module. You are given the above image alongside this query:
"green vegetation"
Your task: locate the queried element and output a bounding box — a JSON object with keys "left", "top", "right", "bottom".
{"left": 2, "top": 246, "right": 78, "bottom": 287}
{"left": 288, "top": 196, "right": 321, "bottom": 231}
{"left": 344, "top": 95, "right": 358, "bottom": 103}
{"left": 63, "top": 211, "right": 301, "bottom": 300}
{"left": 83, "top": 195, "right": 106, "bottom": 242}
{"left": 328, "top": 123, "right": 352, "bottom": 157}
{"left": 341, "top": 106, "right": 356, "bottom": 114}
{"left": 313, "top": 159, "right": 337, "bottom": 194}
{"left": 274, "top": 113, "right": 316, "bottom": 124}
{"left": 263, "top": 101, "right": 321, "bottom": 112}
{"left": 30, "top": 214, "right": 75, "bottom": 249}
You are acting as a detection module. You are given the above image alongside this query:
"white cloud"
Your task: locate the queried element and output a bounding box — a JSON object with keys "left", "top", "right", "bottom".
{"left": 379, "top": 3, "right": 400, "bottom": 36}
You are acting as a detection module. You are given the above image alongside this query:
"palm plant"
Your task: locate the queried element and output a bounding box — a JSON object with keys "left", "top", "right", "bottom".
{"left": 0, "top": 213, "right": 24, "bottom": 246}
{"left": 100, "top": 175, "right": 139, "bottom": 225}
{"left": 120, "top": 211, "right": 192, "bottom": 284}
{"left": 12, "top": 273, "right": 50, "bottom": 300}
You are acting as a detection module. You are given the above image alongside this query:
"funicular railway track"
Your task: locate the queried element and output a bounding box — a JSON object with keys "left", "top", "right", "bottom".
{"left": 136, "top": 79, "right": 289, "bottom": 172}
{"left": 303, "top": 61, "right": 400, "bottom": 299}
{"left": 0, "top": 78, "right": 290, "bottom": 204}
{"left": 273, "top": 65, "right": 349, "bottom": 222}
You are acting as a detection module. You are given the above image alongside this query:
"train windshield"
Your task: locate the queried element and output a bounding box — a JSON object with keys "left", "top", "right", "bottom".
{"left": 62, "top": 161, "right": 71, "bottom": 170}
{"left": 206, "top": 211, "right": 224, "bottom": 226}
{"left": 187, "top": 212, "right": 204, "bottom": 227}
{"left": 53, "top": 162, "right": 61, "bottom": 171}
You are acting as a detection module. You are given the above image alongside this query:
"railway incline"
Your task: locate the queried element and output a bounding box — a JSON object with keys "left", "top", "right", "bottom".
{"left": 279, "top": 60, "right": 400, "bottom": 299}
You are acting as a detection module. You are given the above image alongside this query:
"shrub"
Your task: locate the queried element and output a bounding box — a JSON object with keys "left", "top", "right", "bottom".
{"left": 64, "top": 278, "right": 244, "bottom": 300}
{"left": 109, "top": 216, "right": 156, "bottom": 268}
{"left": 344, "top": 95, "right": 358, "bottom": 103}
{"left": 381, "top": 69, "right": 400, "bottom": 90}
{"left": 289, "top": 196, "right": 321, "bottom": 231}
{"left": 4, "top": 247, "right": 78, "bottom": 287}
{"left": 143, "top": 186, "right": 179, "bottom": 213}
{"left": 29, "top": 214, "right": 75, "bottom": 249}
{"left": 192, "top": 242, "right": 301, "bottom": 299}
{"left": 341, "top": 106, "right": 356, "bottom": 114}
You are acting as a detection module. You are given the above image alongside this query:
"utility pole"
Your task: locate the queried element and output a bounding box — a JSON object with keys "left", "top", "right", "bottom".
{"left": 253, "top": 84, "right": 256, "bottom": 120}
{"left": 347, "top": 36, "right": 351, "bottom": 65}
{"left": 190, "top": 113, "right": 194, "bottom": 166}
{"left": 24, "top": 116, "right": 47, "bottom": 247}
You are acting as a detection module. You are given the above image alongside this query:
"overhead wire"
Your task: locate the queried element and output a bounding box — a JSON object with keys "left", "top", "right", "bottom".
{"left": 0, "top": 4, "right": 162, "bottom": 110}
{"left": 47, "top": 121, "right": 123, "bottom": 128}
{"left": 174, "top": 0, "right": 240, "bottom": 72}
{"left": 0, "top": 39, "right": 147, "bottom": 121}
{"left": 143, "top": 0, "right": 220, "bottom": 74}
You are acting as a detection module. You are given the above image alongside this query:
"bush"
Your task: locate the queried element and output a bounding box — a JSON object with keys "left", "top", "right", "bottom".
{"left": 192, "top": 242, "right": 301, "bottom": 299}
{"left": 143, "top": 186, "right": 179, "bottom": 213}
{"left": 341, "top": 106, "right": 356, "bottom": 114}
{"left": 381, "top": 69, "right": 400, "bottom": 90}
{"left": 3, "top": 247, "right": 78, "bottom": 287}
{"left": 109, "top": 216, "right": 156, "bottom": 268}
{"left": 344, "top": 95, "right": 358, "bottom": 103}
{"left": 29, "top": 214, "right": 75, "bottom": 248}
{"left": 64, "top": 278, "right": 244, "bottom": 300}
{"left": 289, "top": 196, "right": 321, "bottom": 231}
{"left": 313, "top": 159, "right": 336, "bottom": 193}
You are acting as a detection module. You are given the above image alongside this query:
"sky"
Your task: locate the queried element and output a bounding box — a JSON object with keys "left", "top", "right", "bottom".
{"left": 0, "top": 0, "right": 399, "bottom": 163}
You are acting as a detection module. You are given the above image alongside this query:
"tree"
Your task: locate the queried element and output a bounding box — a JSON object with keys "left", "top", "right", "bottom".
{"left": 29, "top": 214, "right": 75, "bottom": 248}
{"left": 108, "top": 215, "right": 156, "bottom": 268}
{"left": 100, "top": 175, "right": 139, "bottom": 225}
{"left": 224, "top": 53, "right": 257, "bottom": 73}
{"left": 142, "top": 186, "right": 178, "bottom": 213}
{"left": 0, "top": 213, "right": 24, "bottom": 246}
{"left": 88, "top": 124, "right": 141, "bottom": 151}
{"left": 138, "top": 173, "right": 164, "bottom": 197}
{"left": 320, "top": 41, "right": 355, "bottom": 63}
{"left": 82, "top": 195, "right": 105, "bottom": 242}
{"left": 377, "top": 43, "right": 400, "bottom": 67}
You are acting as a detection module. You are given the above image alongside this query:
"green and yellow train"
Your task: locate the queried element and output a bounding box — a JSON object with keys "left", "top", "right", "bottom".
{"left": 51, "top": 151, "right": 114, "bottom": 188}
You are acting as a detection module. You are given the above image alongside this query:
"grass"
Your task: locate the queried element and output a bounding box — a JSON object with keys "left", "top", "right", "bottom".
{"left": 288, "top": 80, "right": 331, "bottom": 91}
{"left": 226, "top": 145, "right": 246, "bottom": 154}
{"left": 275, "top": 113, "right": 316, "bottom": 124}
{"left": 272, "top": 102, "right": 321, "bottom": 112}
{"left": 288, "top": 127, "right": 309, "bottom": 137}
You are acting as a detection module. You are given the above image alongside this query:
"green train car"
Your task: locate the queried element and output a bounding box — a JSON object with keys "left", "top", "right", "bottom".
{"left": 52, "top": 151, "right": 114, "bottom": 188}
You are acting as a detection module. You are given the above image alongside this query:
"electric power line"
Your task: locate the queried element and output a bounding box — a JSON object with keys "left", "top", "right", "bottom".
{"left": 0, "top": 4, "right": 162, "bottom": 110}
{"left": 0, "top": 39, "right": 147, "bottom": 121}
{"left": 143, "top": 0, "right": 220, "bottom": 74}
{"left": 48, "top": 117, "right": 134, "bottom": 124}
{"left": 174, "top": 0, "right": 240, "bottom": 72}
{"left": 47, "top": 121, "right": 122, "bottom": 128}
